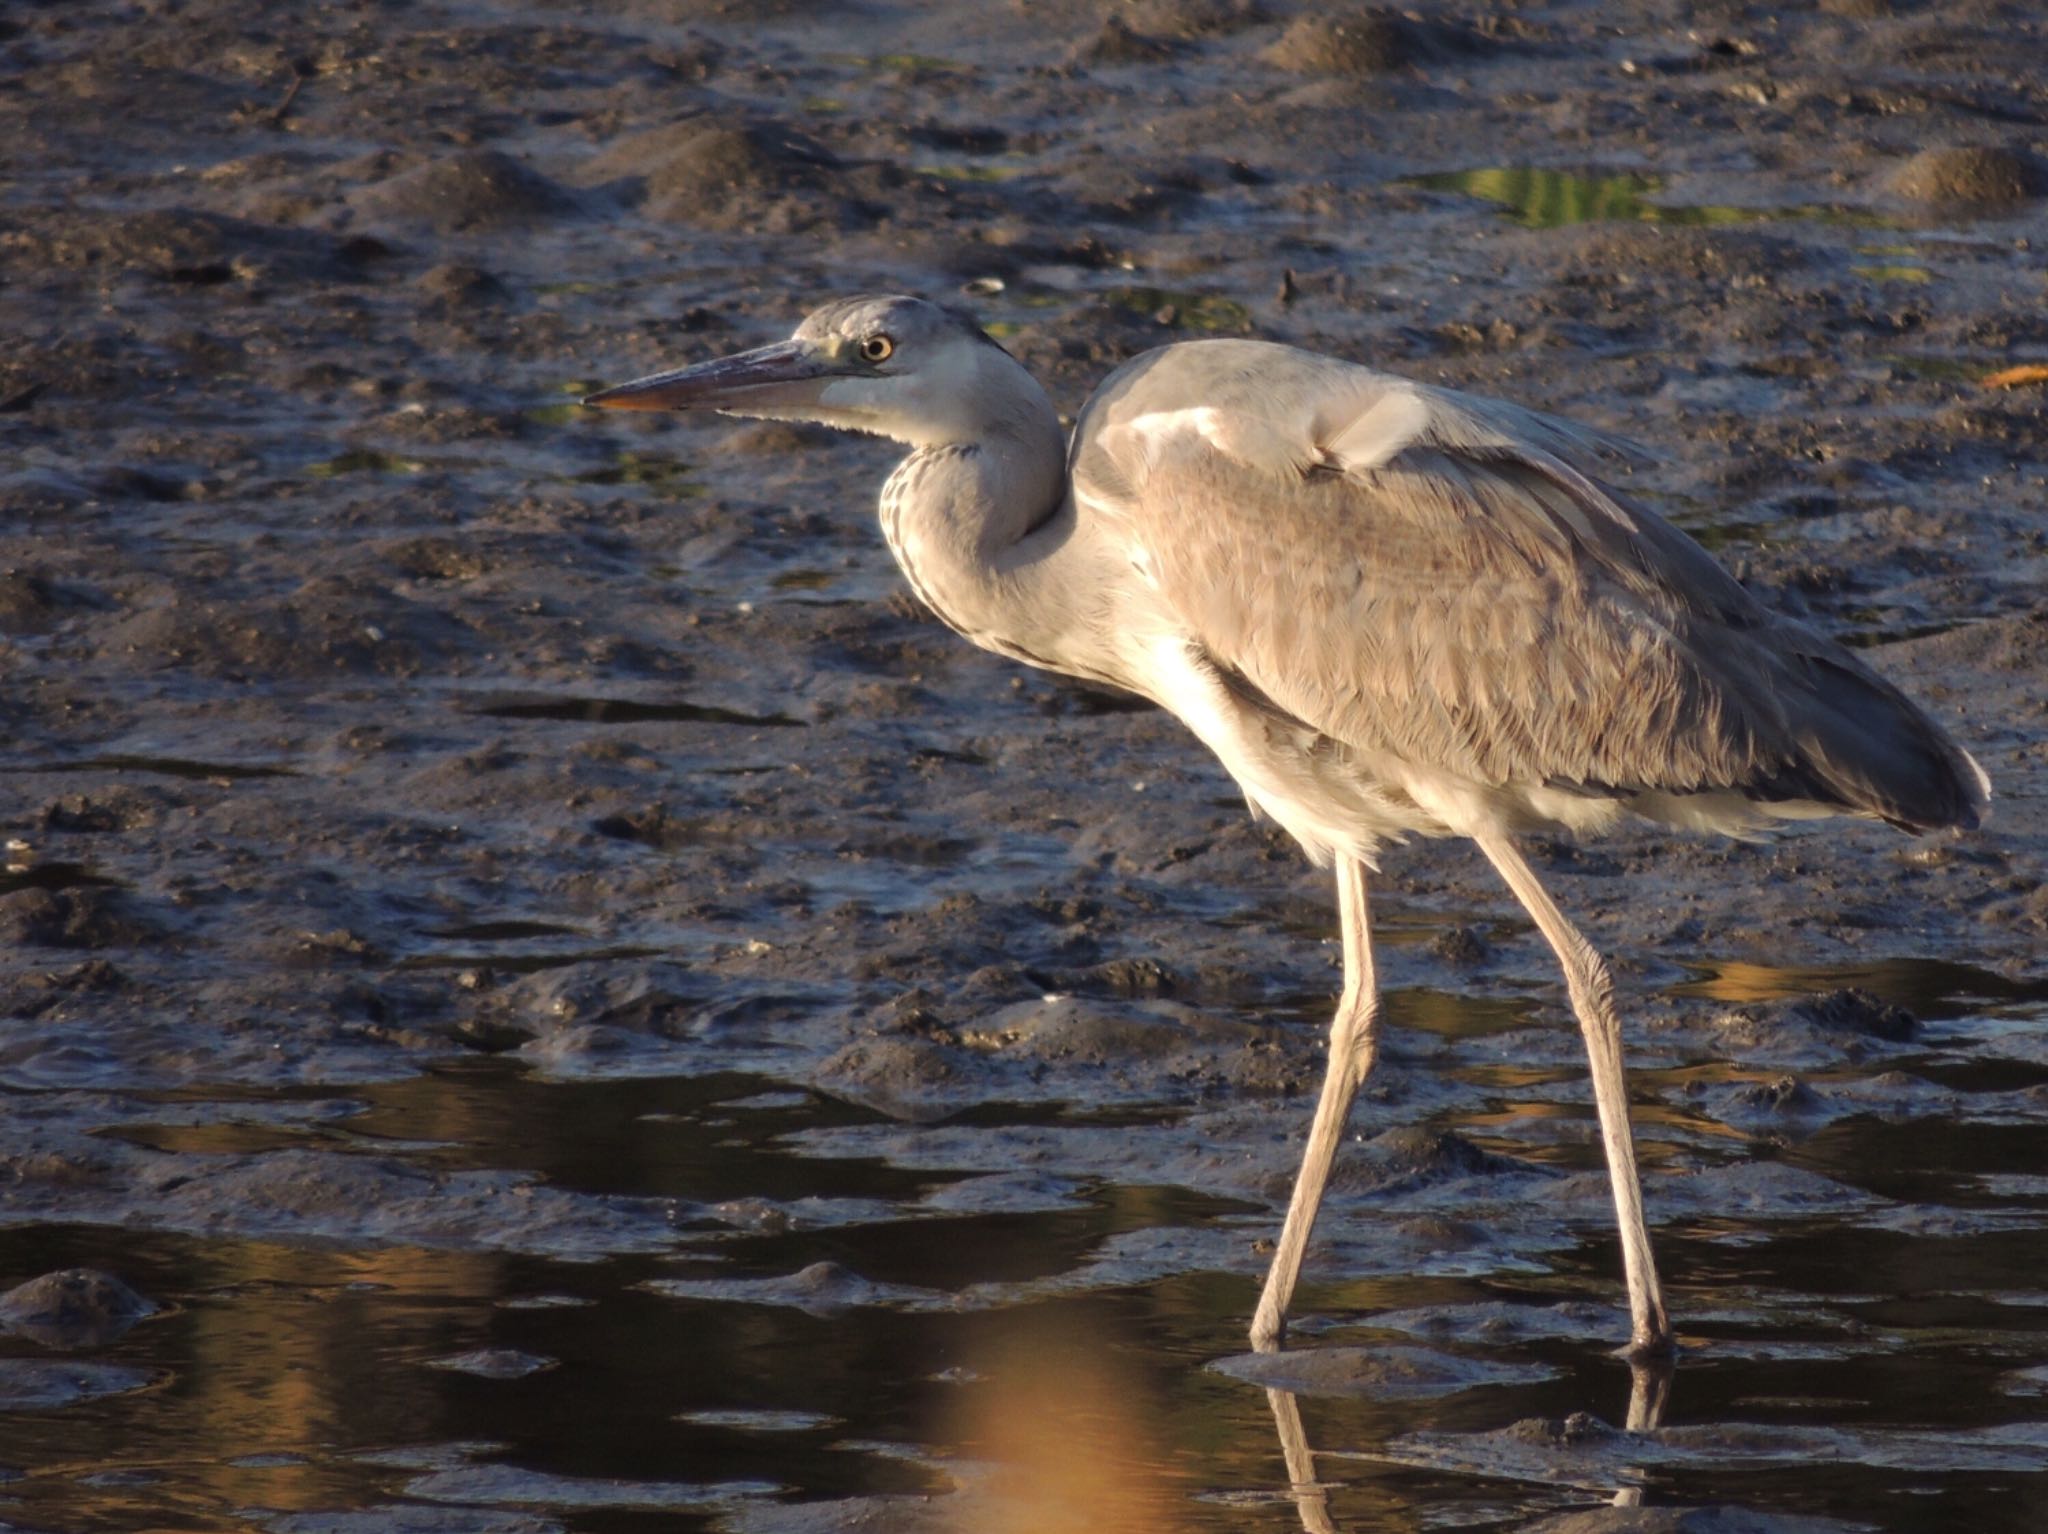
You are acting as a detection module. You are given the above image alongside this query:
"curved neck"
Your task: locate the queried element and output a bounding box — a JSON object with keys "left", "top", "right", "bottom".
{"left": 877, "top": 387, "right": 1088, "bottom": 669}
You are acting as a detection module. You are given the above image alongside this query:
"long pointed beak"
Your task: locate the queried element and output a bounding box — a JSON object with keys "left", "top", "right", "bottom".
{"left": 581, "top": 339, "right": 830, "bottom": 413}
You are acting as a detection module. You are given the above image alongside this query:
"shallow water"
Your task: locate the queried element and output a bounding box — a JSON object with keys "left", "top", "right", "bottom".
{"left": 5, "top": 950, "right": 2048, "bottom": 1533}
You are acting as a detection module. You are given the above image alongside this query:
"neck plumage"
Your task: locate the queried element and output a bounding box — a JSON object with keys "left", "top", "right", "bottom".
{"left": 877, "top": 384, "right": 1081, "bottom": 670}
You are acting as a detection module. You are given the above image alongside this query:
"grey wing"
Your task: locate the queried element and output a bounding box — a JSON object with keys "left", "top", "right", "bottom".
{"left": 1071, "top": 341, "right": 1987, "bottom": 833}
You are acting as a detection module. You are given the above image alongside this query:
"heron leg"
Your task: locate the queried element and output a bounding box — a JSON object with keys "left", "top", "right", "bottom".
{"left": 1251, "top": 855, "right": 1380, "bottom": 1352}
{"left": 1472, "top": 829, "right": 1673, "bottom": 1358}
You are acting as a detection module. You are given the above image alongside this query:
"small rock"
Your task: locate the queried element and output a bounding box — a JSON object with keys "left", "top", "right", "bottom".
{"left": 1078, "top": 15, "right": 1175, "bottom": 64}
{"left": 1790, "top": 988, "right": 1917, "bottom": 1043}
{"left": 1259, "top": 9, "right": 1474, "bottom": 75}
{"left": 1503, "top": 1410, "right": 1625, "bottom": 1449}
{"left": 1119, "top": 0, "right": 1267, "bottom": 38}
{"left": 0, "top": 888, "right": 164, "bottom": 950}
{"left": 1885, "top": 146, "right": 2045, "bottom": 210}
{"left": 577, "top": 118, "right": 840, "bottom": 230}
{"left": 1348, "top": 1126, "right": 1526, "bottom": 1189}
{"left": 1430, "top": 924, "right": 1492, "bottom": 964}
{"left": 349, "top": 149, "right": 583, "bottom": 233}
{"left": 0, "top": 1268, "right": 156, "bottom": 1348}
{"left": 1212, "top": 1343, "right": 1552, "bottom": 1398}
{"left": 425, "top": 1348, "right": 557, "bottom": 1379}
{"left": 380, "top": 535, "right": 490, "bottom": 582}
{"left": 40, "top": 788, "right": 162, "bottom": 834}
{"left": 0, "top": 1358, "right": 157, "bottom": 1408}
{"left": 1520, "top": 1504, "right": 1862, "bottom": 1532}
{"left": 814, "top": 1036, "right": 970, "bottom": 1123}
{"left": 1728, "top": 1075, "right": 1821, "bottom": 1111}
{"left": 0, "top": 571, "right": 73, "bottom": 634}
{"left": 418, "top": 263, "right": 508, "bottom": 307}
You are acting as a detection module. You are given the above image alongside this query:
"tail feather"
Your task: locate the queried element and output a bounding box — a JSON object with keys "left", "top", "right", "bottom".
{"left": 1779, "top": 651, "right": 1989, "bottom": 834}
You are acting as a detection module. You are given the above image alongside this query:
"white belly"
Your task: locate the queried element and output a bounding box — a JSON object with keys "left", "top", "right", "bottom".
{"left": 1131, "top": 634, "right": 1654, "bottom": 865}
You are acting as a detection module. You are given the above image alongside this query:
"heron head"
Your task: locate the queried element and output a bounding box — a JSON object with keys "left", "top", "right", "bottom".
{"left": 583, "top": 294, "right": 1031, "bottom": 448}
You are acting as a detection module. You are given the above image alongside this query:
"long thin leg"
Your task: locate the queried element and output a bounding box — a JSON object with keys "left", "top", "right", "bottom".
{"left": 1471, "top": 828, "right": 1673, "bottom": 1357}
{"left": 1251, "top": 855, "right": 1380, "bottom": 1351}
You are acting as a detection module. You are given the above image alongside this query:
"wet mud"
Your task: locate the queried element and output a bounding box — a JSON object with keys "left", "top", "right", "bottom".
{"left": 1, "top": 0, "right": 2046, "bottom": 1530}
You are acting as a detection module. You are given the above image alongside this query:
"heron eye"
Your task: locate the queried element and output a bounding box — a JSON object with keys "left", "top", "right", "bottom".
{"left": 859, "top": 334, "right": 895, "bottom": 363}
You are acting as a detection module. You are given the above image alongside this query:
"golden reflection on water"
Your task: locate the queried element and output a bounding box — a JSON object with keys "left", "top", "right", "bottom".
{"left": 6, "top": 1067, "right": 571, "bottom": 1521}
{"left": 0, "top": 1235, "right": 518, "bottom": 1527}
{"left": 1684, "top": 958, "right": 1853, "bottom": 1005}
{"left": 950, "top": 1318, "right": 1185, "bottom": 1533}
{"left": 1675, "top": 955, "right": 2030, "bottom": 1011}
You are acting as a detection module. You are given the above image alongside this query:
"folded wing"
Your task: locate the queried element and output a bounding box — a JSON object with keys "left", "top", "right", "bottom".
{"left": 1070, "top": 341, "right": 1986, "bottom": 833}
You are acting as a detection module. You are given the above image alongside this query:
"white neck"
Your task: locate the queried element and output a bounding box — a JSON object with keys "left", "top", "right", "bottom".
{"left": 877, "top": 378, "right": 1101, "bottom": 673}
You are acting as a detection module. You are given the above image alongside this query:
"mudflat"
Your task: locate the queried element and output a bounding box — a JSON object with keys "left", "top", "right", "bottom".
{"left": 0, "top": 2, "right": 2044, "bottom": 1530}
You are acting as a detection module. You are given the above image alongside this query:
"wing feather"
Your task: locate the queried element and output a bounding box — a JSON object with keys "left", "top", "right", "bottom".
{"left": 1072, "top": 341, "right": 1984, "bottom": 830}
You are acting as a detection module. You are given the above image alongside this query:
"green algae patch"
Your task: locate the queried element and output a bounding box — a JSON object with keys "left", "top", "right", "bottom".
{"left": 1105, "top": 286, "right": 1251, "bottom": 332}
{"left": 1406, "top": 166, "right": 1883, "bottom": 229}
{"left": 573, "top": 452, "right": 700, "bottom": 493}
{"left": 306, "top": 450, "right": 426, "bottom": 478}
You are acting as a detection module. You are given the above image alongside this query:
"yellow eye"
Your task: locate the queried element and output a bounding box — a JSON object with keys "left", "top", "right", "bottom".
{"left": 859, "top": 334, "right": 895, "bottom": 363}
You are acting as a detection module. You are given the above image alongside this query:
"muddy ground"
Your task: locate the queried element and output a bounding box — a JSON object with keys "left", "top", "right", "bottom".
{"left": 1, "top": 0, "right": 2046, "bottom": 1530}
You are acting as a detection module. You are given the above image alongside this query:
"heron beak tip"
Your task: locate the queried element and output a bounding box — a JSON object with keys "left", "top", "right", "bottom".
{"left": 580, "top": 387, "right": 654, "bottom": 412}
{"left": 581, "top": 341, "right": 825, "bottom": 416}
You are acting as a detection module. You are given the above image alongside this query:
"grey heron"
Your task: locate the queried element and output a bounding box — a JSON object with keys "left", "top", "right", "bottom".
{"left": 585, "top": 294, "right": 1990, "bottom": 1358}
